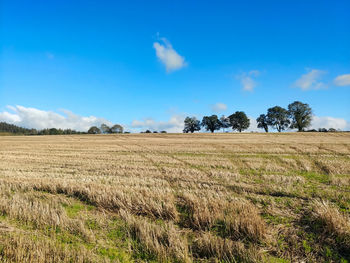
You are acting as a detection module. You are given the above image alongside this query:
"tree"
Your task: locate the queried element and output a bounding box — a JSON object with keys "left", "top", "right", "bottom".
{"left": 183, "top": 117, "right": 201, "bottom": 133}
{"left": 110, "top": 124, "right": 124, "bottom": 133}
{"left": 266, "top": 106, "right": 290, "bottom": 132}
{"left": 88, "top": 126, "right": 101, "bottom": 134}
{"left": 201, "top": 115, "right": 221, "bottom": 133}
{"left": 256, "top": 114, "right": 269, "bottom": 132}
{"left": 288, "top": 101, "right": 312, "bottom": 132}
{"left": 228, "top": 111, "right": 250, "bottom": 132}
{"left": 100, "top": 124, "right": 111, "bottom": 134}
{"left": 219, "top": 115, "right": 231, "bottom": 132}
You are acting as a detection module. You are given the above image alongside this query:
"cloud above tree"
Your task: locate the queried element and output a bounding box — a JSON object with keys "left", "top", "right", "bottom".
{"left": 0, "top": 105, "right": 111, "bottom": 131}
{"left": 153, "top": 37, "right": 187, "bottom": 72}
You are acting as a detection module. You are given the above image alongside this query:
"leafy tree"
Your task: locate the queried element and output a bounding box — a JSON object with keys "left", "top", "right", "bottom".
{"left": 288, "top": 101, "right": 312, "bottom": 132}
{"left": 201, "top": 115, "right": 221, "bottom": 133}
{"left": 228, "top": 111, "right": 250, "bottom": 132}
{"left": 267, "top": 106, "right": 290, "bottom": 132}
{"left": 100, "top": 124, "right": 111, "bottom": 134}
{"left": 0, "top": 122, "right": 37, "bottom": 135}
{"left": 219, "top": 115, "right": 231, "bottom": 132}
{"left": 145, "top": 130, "right": 152, "bottom": 133}
{"left": 110, "top": 124, "right": 124, "bottom": 133}
{"left": 256, "top": 114, "right": 269, "bottom": 132}
{"left": 183, "top": 117, "right": 201, "bottom": 133}
{"left": 88, "top": 126, "right": 101, "bottom": 134}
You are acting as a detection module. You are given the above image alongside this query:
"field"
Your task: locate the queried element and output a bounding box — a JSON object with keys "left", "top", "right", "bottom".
{"left": 0, "top": 133, "right": 350, "bottom": 262}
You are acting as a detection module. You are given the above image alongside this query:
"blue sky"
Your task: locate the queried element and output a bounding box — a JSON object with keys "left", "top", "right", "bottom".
{"left": 1, "top": 0, "right": 350, "bottom": 131}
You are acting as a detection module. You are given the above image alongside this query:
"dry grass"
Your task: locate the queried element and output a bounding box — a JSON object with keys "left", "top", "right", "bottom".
{"left": 0, "top": 132, "right": 349, "bottom": 262}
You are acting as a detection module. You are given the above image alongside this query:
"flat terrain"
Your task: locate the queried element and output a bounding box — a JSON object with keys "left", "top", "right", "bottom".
{"left": 0, "top": 133, "right": 350, "bottom": 262}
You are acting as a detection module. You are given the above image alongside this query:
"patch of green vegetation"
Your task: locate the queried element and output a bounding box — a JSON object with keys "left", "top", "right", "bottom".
{"left": 262, "top": 213, "right": 292, "bottom": 225}
{"left": 299, "top": 171, "right": 330, "bottom": 184}
{"left": 130, "top": 240, "right": 158, "bottom": 263}
{"left": 265, "top": 256, "right": 290, "bottom": 263}
{"left": 239, "top": 168, "right": 261, "bottom": 176}
{"left": 302, "top": 239, "right": 312, "bottom": 254}
{"left": 175, "top": 202, "right": 193, "bottom": 229}
{"left": 98, "top": 247, "right": 132, "bottom": 262}
{"left": 85, "top": 219, "right": 100, "bottom": 230}
{"left": 107, "top": 225, "right": 127, "bottom": 242}
{"left": 56, "top": 229, "right": 84, "bottom": 245}
{"left": 62, "top": 201, "right": 93, "bottom": 218}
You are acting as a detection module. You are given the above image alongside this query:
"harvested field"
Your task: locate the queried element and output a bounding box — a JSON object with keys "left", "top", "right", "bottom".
{"left": 0, "top": 133, "right": 350, "bottom": 262}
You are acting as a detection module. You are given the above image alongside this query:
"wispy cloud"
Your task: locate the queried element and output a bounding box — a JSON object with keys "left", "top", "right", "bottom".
{"left": 334, "top": 74, "right": 350, "bottom": 87}
{"left": 0, "top": 105, "right": 111, "bottom": 131}
{"left": 310, "top": 116, "right": 350, "bottom": 131}
{"left": 153, "top": 37, "right": 186, "bottom": 72}
{"left": 295, "top": 69, "right": 327, "bottom": 90}
{"left": 131, "top": 114, "right": 185, "bottom": 132}
{"left": 211, "top": 103, "right": 227, "bottom": 113}
{"left": 237, "top": 70, "right": 260, "bottom": 92}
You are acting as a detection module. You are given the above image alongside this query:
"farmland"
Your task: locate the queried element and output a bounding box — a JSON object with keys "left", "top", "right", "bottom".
{"left": 0, "top": 133, "right": 350, "bottom": 262}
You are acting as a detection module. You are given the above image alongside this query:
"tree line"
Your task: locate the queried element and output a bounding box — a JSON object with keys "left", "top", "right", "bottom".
{"left": 0, "top": 122, "right": 86, "bottom": 135}
{"left": 0, "top": 101, "right": 343, "bottom": 135}
{"left": 183, "top": 101, "right": 335, "bottom": 133}
{"left": 0, "top": 122, "right": 124, "bottom": 135}
{"left": 87, "top": 124, "right": 124, "bottom": 134}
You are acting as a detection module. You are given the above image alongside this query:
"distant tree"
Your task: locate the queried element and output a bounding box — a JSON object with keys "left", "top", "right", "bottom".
{"left": 288, "top": 101, "right": 312, "bottom": 131}
{"left": 306, "top": 129, "right": 317, "bottom": 132}
{"left": 219, "top": 115, "right": 231, "bottom": 132}
{"left": 183, "top": 117, "right": 201, "bottom": 133}
{"left": 49, "top": 128, "right": 59, "bottom": 135}
{"left": 160, "top": 131, "right": 167, "bottom": 133}
{"left": 0, "top": 122, "right": 36, "bottom": 135}
{"left": 328, "top": 128, "right": 337, "bottom": 132}
{"left": 318, "top": 128, "right": 328, "bottom": 132}
{"left": 88, "top": 126, "right": 101, "bottom": 134}
{"left": 267, "top": 106, "right": 290, "bottom": 132}
{"left": 201, "top": 115, "right": 221, "bottom": 133}
{"left": 145, "top": 130, "right": 152, "bottom": 133}
{"left": 110, "top": 124, "right": 124, "bottom": 133}
{"left": 153, "top": 131, "right": 158, "bottom": 133}
{"left": 229, "top": 111, "right": 250, "bottom": 132}
{"left": 100, "top": 124, "right": 111, "bottom": 134}
{"left": 256, "top": 114, "right": 269, "bottom": 132}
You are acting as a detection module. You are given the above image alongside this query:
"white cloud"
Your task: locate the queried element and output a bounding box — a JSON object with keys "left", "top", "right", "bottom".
{"left": 211, "top": 103, "right": 227, "bottom": 112}
{"left": 153, "top": 37, "right": 186, "bottom": 72}
{"left": 295, "top": 69, "right": 327, "bottom": 90}
{"left": 310, "top": 116, "right": 350, "bottom": 131}
{"left": 237, "top": 70, "right": 260, "bottom": 92}
{"left": 247, "top": 117, "right": 260, "bottom": 132}
{"left": 131, "top": 115, "right": 185, "bottom": 133}
{"left": 0, "top": 105, "right": 111, "bottom": 131}
{"left": 247, "top": 115, "right": 350, "bottom": 132}
{"left": 334, "top": 74, "right": 350, "bottom": 86}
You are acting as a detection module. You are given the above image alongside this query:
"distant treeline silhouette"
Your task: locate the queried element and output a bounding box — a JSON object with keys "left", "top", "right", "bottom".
{"left": 183, "top": 101, "right": 341, "bottom": 133}
{"left": 0, "top": 122, "right": 86, "bottom": 135}
{"left": 0, "top": 101, "right": 344, "bottom": 135}
{"left": 0, "top": 122, "right": 125, "bottom": 135}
